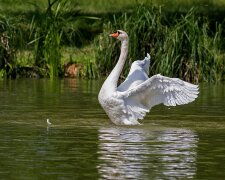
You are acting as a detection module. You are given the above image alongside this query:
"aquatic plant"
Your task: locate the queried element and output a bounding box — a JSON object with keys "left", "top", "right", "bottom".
{"left": 29, "top": 0, "right": 101, "bottom": 78}
{"left": 29, "top": 0, "right": 66, "bottom": 78}
{"left": 95, "top": 5, "right": 225, "bottom": 82}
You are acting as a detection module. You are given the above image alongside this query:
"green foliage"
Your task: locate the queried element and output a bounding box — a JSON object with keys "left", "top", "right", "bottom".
{"left": 0, "top": 0, "right": 101, "bottom": 78}
{"left": 30, "top": 0, "right": 67, "bottom": 78}
{"left": 26, "top": 0, "right": 101, "bottom": 78}
{"left": 0, "top": 0, "right": 225, "bottom": 81}
{"left": 0, "top": 15, "right": 17, "bottom": 78}
{"left": 95, "top": 5, "right": 225, "bottom": 82}
{"left": 84, "top": 59, "right": 98, "bottom": 79}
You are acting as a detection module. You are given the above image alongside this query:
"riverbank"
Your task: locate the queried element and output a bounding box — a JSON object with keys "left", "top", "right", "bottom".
{"left": 0, "top": 0, "right": 224, "bottom": 82}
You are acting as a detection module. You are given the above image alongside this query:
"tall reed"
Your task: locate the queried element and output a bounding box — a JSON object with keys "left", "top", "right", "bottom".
{"left": 30, "top": 0, "right": 100, "bottom": 78}
{"left": 30, "top": 0, "right": 67, "bottom": 78}
{"left": 95, "top": 5, "right": 225, "bottom": 82}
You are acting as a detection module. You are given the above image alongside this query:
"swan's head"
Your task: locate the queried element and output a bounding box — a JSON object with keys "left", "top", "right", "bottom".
{"left": 109, "top": 30, "right": 128, "bottom": 41}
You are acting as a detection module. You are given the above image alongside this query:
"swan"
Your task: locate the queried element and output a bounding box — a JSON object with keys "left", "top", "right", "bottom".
{"left": 98, "top": 30, "right": 199, "bottom": 125}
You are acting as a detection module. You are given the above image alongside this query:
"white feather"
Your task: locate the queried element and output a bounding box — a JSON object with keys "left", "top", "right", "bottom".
{"left": 98, "top": 30, "right": 199, "bottom": 125}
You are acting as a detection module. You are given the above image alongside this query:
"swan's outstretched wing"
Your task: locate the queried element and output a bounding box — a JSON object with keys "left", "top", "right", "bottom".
{"left": 117, "top": 54, "right": 151, "bottom": 92}
{"left": 117, "top": 74, "right": 199, "bottom": 121}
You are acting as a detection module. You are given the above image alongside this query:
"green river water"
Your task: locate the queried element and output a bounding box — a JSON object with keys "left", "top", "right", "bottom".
{"left": 0, "top": 79, "right": 224, "bottom": 179}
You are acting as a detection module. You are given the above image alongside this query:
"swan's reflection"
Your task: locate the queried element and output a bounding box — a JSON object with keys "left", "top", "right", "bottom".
{"left": 97, "top": 127, "right": 198, "bottom": 179}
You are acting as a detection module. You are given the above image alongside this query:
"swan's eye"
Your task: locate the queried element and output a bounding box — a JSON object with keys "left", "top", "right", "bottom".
{"left": 114, "top": 31, "right": 121, "bottom": 34}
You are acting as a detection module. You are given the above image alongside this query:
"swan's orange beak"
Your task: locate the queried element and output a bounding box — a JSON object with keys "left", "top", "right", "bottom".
{"left": 109, "top": 31, "right": 119, "bottom": 38}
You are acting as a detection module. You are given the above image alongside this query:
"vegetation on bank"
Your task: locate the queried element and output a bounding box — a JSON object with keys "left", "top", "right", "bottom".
{"left": 0, "top": 0, "right": 225, "bottom": 82}
{"left": 96, "top": 6, "right": 225, "bottom": 83}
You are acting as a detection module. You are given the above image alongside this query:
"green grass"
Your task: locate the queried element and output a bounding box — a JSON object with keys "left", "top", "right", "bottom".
{"left": 0, "top": 0, "right": 101, "bottom": 78}
{"left": 1, "top": 0, "right": 225, "bottom": 14}
{"left": 0, "top": 0, "right": 225, "bottom": 81}
{"left": 1, "top": 0, "right": 225, "bottom": 20}
{"left": 95, "top": 5, "right": 225, "bottom": 83}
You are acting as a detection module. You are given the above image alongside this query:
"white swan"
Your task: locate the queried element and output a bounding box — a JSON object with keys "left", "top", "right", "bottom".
{"left": 98, "top": 30, "right": 199, "bottom": 125}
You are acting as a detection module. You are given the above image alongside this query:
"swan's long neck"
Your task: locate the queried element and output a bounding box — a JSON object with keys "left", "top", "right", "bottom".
{"left": 102, "top": 39, "right": 128, "bottom": 93}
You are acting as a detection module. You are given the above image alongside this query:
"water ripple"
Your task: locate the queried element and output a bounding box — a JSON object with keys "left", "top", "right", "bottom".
{"left": 97, "top": 127, "right": 198, "bottom": 179}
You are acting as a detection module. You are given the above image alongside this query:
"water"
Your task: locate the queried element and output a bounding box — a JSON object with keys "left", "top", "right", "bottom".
{"left": 0, "top": 79, "right": 225, "bottom": 179}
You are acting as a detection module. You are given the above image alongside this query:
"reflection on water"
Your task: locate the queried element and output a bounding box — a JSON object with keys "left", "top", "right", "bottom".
{"left": 98, "top": 127, "right": 198, "bottom": 179}
{"left": 0, "top": 79, "right": 224, "bottom": 179}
